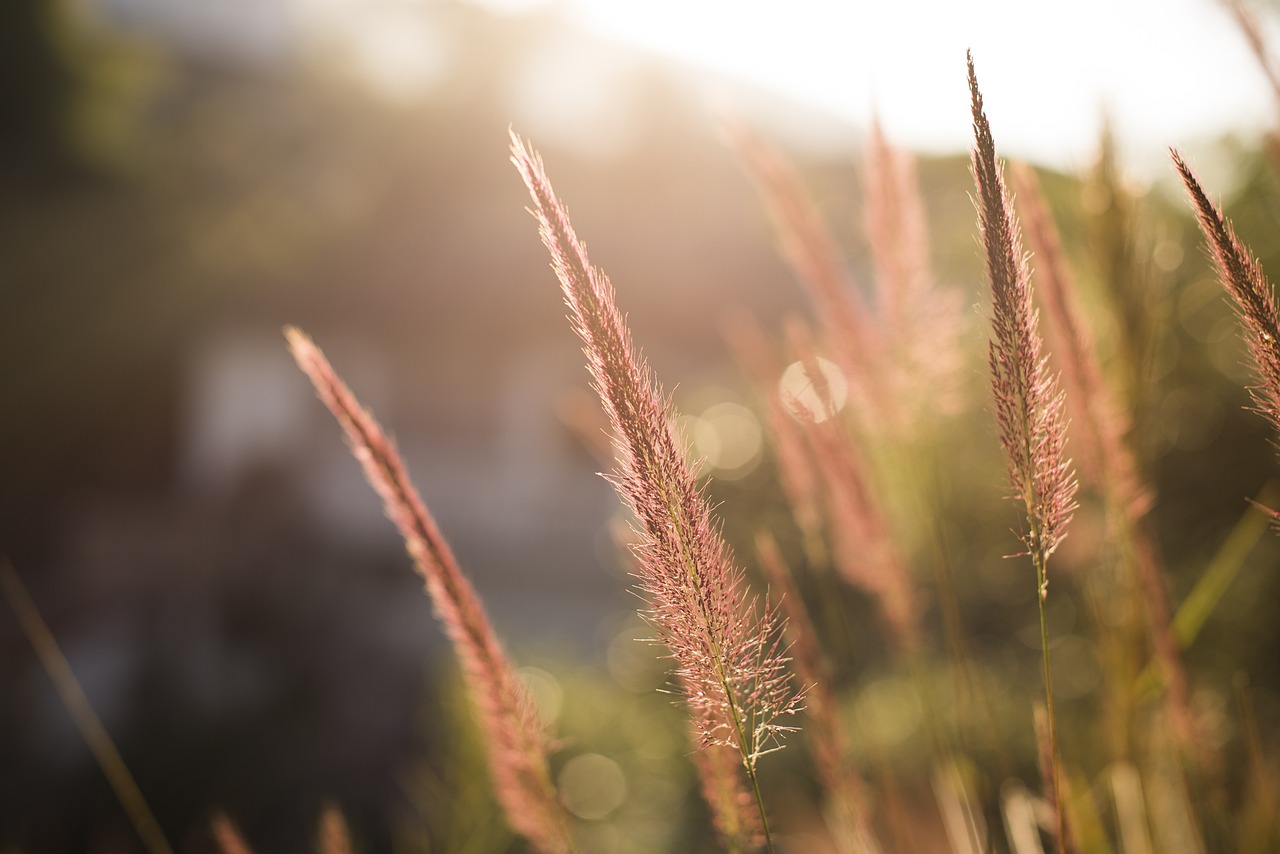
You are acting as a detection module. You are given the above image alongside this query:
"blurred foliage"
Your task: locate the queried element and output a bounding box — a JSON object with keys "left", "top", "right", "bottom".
{"left": 0, "top": 0, "right": 161, "bottom": 178}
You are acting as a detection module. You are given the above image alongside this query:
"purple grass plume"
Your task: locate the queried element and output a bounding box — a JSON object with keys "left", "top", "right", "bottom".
{"left": 286, "top": 329, "right": 575, "bottom": 854}
{"left": 511, "top": 132, "right": 804, "bottom": 853}
{"left": 969, "top": 52, "right": 1077, "bottom": 854}
{"left": 1173, "top": 151, "right": 1280, "bottom": 453}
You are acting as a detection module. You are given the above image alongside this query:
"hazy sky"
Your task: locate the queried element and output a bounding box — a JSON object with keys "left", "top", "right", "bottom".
{"left": 153, "top": 0, "right": 1279, "bottom": 174}
{"left": 470, "top": 0, "right": 1278, "bottom": 173}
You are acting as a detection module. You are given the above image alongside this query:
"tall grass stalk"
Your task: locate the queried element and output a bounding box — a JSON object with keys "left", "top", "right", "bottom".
{"left": 862, "top": 119, "right": 966, "bottom": 428}
{"left": 286, "top": 329, "right": 575, "bottom": 854}
{"left": 755, "top": 532, "right": 881, "bottom": 853}
{"left": 968, "top": 53, "right": 1078, "bottom": 853}
{"left": 512, "top": 133, "right": 804, "bottom": 853}
{"left": 0, "top": 559, "right": 173, "bottom": 854}
{"left": 1013, "top": 164, "right": 1206, "bottom": 774}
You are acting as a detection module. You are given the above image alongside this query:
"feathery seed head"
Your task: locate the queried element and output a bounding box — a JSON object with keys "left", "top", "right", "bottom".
{"left": 1172, "top": 150, "right": 1280, "bottom": 446}
{"left": 511, "top": 133, "right": 804, "bottom": 842}
{"left": 968, "top": 54, "right": 1077, "bottom": 562}
{"left": 1012, "top": 164, "right": 1148, "bottom": 518}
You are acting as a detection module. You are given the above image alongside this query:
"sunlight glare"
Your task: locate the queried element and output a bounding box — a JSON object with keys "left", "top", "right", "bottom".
{"left": 562, "top": 0, "right": 1274, "bottom": 170}
{"left": 558, "top": 753, "right": 627, "bottom": 820}
{"left": 691, "top": 402, "right": 763, "bottom": 479}
{"left": 341, "top": 10, "right": 450, "bottom": 103}
{"left": 779, "top": 357, "right": 847, "bottom": 423}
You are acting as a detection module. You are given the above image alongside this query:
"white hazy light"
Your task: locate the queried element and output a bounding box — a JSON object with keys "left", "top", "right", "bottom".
{"left": 691, "top": 402, "right": 763, "bottom": 479}
{"left": 855, "top": 676, "right": 923, "bottom": 748}
{"left": 562, "top": 0, "right": 1274, "bottom": 172}
{"left": 343, "top": 12, "right": 449, "bottom": 103}
{"left": 558, "top": 753, "right": 627, "bottom": 820}
{"left": 779, "top": 357, "right": 848, "bottom": 423}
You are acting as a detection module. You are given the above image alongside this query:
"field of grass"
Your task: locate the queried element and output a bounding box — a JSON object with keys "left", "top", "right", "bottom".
{"left": 9, "top": 9, "right": 1280, "bottom": 853}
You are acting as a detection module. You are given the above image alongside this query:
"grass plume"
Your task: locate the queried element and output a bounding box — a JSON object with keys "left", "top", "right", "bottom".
{"left": 782, "top": 318, "right": 920, "bottom": 651}
{"left": 969, "top": 52, "right": 1078, "bottom": 853}
{"left": 725, "top": 121, "right": 885, "bottom": 421}
{"left": 285, "top": 328, "right": 575, "bottom": 854}
{"left": 722, "top": 311, "right": 827, "bottom": 566}
{"left": 1015, "top": 163, "right": 1209, "bottom": 776}
{"left": 511, "top": 132, "right": 804, "bottom": 853}
{"left": 863, "top": 118, "right": 966, "bottom": 426}
{"left": 1173, "top": 150, "right": 1280, "bottom": 452}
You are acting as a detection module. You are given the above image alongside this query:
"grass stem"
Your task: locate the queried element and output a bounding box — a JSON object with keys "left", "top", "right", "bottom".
{"left": 1034, "top": 552, "right": 1067, "bottom": 853}
{"left": 0, "top": 559, "right": 173, "bottom": 854}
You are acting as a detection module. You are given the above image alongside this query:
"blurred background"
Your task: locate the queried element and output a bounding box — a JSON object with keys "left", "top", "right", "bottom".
{"left": 4, "top": 0, "right": 1280, "bottom": 851}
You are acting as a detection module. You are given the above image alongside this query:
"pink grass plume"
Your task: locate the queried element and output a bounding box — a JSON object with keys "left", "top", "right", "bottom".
{"left": 1016, "top": 163, "right": 1210, "bottom": 774}
{"left": 285, "top": 328, "right": 574, "bottom": 854}
{"left": 1173, "top": 150, "right": 1280, "bottom": 449}
{"left": 864, "top": 119, "right": 966, "bottom": 425}
{"left": 724, "top": 121, "right": 886, "bottom": 421}
{"left": 722, "top": 311, "right": 827, "bottom": 566}
{"left": 782, "top": 319, "right": 921, "bottom": 652}
{"left": 1012, "top": 163, "right": 1143, "bottom": 512}
{"left": 511, "top": 132, "right": 803, "bottom": 853}
{"left": 969, "top": 52, "right": 1077, "bottom": 854}
{"left": 968, "top": 58, "right": 1077, "bottom": 568}
{"left": 316, "top": 803, "right": 353, "bottom": 854}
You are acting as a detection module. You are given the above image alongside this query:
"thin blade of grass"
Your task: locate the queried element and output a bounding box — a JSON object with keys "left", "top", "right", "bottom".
{"left": 0, "top": 558, "right": 173, "bottom": 854}
{"left": 1172, "top": 482, "right": 1277, "bottom": 649}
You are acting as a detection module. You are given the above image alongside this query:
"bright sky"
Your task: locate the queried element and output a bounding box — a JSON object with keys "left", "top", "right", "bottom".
{"left": 474, "top": 0, "right": 1278, "bottom": 173}
{"left": 295, "top": 0, "right": 1280, "bottom": 175}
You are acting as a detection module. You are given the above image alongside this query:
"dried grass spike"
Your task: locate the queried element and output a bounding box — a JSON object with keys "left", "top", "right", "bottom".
{"left": 969, "top": 52, "right": 1076, "bottom": 853}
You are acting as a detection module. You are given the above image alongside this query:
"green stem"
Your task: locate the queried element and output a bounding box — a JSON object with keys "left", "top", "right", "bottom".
{"left": 717, "top": 622, "right": 775, "bottom": 853}
{"left": 1035, "top": 550, "right": 1067, "bottom": 854}
{"left": 744, "top": 758, "right": 775, "bottom": 854}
